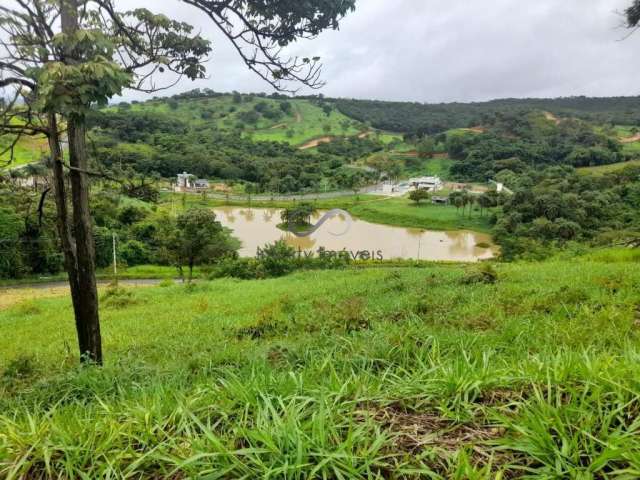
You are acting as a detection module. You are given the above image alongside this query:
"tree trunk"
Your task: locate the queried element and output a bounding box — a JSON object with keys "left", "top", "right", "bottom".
{"left": 67, "top": 116, "right": 102, "bottom": 364}
{"left": 60, "top": 0, "right": 103, "bottom": 364}
{"left": 47, "top": 113, "right": 85, "bottom": 353}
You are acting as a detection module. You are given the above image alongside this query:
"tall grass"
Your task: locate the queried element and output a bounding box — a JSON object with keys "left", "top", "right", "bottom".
{"left": 1, "top": 259, "right": 639, "bottom": 477}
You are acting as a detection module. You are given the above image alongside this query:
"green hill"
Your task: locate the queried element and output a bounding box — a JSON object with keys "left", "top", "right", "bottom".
{"left": 107, "top": 93, "right": 369, "bottom": 148}
{"left": 0, "top": 129, "right": 49, "bottom": 169}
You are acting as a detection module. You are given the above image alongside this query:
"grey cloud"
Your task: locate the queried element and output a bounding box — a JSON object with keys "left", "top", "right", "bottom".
{"left": 118, "top": 0, "right": 639, "bottom": 102}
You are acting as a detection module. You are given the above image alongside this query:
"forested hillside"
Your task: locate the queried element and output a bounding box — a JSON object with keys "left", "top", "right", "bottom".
{"left": 5, "top": 89, "right": 640, "bottom": 275}
{"left": 331, "top": 95, "right": 640, "bottom": 135}
{"left": 87, "top": 90, "right": 383, "bottom": 193}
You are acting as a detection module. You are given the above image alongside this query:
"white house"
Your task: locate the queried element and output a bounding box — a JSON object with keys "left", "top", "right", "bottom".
{"left": 490, "top": 180, "right": 514, "bottom": 195}
{"left": 175, "top": 173, "right": 210, "bottom": 192}
{"left": 408, "top": 176, "right": 443, "bottom": 192}
{"left": 176, "top": 172, "right": 193, "bottom": 191}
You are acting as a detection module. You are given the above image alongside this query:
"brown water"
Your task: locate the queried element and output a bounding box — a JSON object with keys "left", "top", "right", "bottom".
{"left": 214, "top": 207, "right": 497, "bottom": 262}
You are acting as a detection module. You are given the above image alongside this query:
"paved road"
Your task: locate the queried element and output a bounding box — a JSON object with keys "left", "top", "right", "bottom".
{"left": 0, "top": 278, "right": 164, "bottom": 292}
{"left": 165, "top": 183, "right": 386, "bottom": 202}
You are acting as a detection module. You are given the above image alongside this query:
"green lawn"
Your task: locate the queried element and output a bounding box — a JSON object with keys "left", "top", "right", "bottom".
{"left": 577, "top": 159, "right": 640, "bottom": 176}
{"left": 348, "top": 197, "right": 492, "bottom": 232}
{"left": 0, "top": 135, "right": 49, "bottom": 169}
{"left": 1, "top": 255, "right": 640, "bottom": 477}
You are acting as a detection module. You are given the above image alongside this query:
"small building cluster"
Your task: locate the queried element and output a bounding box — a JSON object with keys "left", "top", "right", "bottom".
{"left": 408, "top": 176, "right": 443, "bottom": 192}
{"left": 175, "top": 172, "right": 210, "bottom": 192}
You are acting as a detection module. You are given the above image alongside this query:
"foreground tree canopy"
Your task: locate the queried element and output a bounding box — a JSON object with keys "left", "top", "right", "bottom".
{"left": 0, "top": 0, "right": 356, "bottom": 364}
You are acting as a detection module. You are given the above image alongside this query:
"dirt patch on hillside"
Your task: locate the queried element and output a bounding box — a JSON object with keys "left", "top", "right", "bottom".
{"left": 269, "top": 123, "right": 287, "bottom": 130}
{"left": 394, "top": 150, "right": 418, "bottom": 157}
{"left": 445, "top": 182, "right": 488, "bottom": 193}
{"left": 543, "top": 111, "right": 561, "bottom": 125}
{"left": 620, "top": 133, "right": 640, "bottom": 144}
{"left": 358, "top": 131, "right": 372, "bottom": 139}
{"left": 0, "top": 287, "right": 69, "bottom": 310}
{"left": 299, "top": 136, "right": 333, "bottom": 150}
{"left": 467, "top": 126, "right": 486, "bottom": 133}
{"left": 393, "top": 151, "right": 448, "bottom": 159}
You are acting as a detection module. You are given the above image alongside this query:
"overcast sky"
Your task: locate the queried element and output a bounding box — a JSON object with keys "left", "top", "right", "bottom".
{"left": 119, "top": 0, "right": 639, "bottom": 103}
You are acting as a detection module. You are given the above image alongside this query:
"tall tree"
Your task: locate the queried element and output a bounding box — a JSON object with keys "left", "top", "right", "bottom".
{"left": 627, "top": 1, "right": 640, "bottom": 27}
{"left": 0, "top": 0, "right": 355, "bottom": 364}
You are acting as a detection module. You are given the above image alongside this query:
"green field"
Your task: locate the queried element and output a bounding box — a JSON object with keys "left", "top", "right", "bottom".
{"left": 577, "top": 159, "right": 640, "bottom": 176}
{"left": 0, "top": 135, "right": 49, "bottom": 169}
{"left": 399, "top": 156, "right": 454, "bottom": 180}
{"left": 2, "top": 253, "right": 640, "bottom": 477}
{"left": 622, "top": 142, "right": 640, "bottom": 156}
{"left": 252, "top": 100, "right": 361, "bottom": 145}
{"left": 348, "top": 197, "right": 492, "bottom": 232}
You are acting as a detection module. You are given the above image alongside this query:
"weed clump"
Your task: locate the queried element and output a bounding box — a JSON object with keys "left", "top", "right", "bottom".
{"left": 101, "top": 287, "right": 138, "bottom": 309}
{"left": 15, "top": 300, "right": 41, "bottom": 316}
{"left": 332, "top": 297, "right": 369, "bottom": 332}
{"left": 461, "top": 263, "right": 498, "bottom": 285}
{"left": 384, "top": 270, "right": 405, "bottom": 292}
{"left": 2, "top": 355, "right": 36, "bottom": 380}
{"left": 236, "top": 302, "right": 282, "bottom": 339}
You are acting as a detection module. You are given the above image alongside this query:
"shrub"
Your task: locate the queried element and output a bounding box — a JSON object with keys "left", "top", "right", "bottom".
{"left": 461, "top": 263, "right": 498, "bottom": 285}
{"left": 117, "top": 205, "right": 148, "bottom": 226}
{"left": 101, "top": 287, "right": 138, "bottom": 309}
{"left": 2, "top": 355, "right": 36, "bottom": 380}
{"left": 120, "top": 240, "right": 151, "bottom": 266}
{"left": 331, "top": 297, "right": 369, "bottom": 332}
{"left": 258, "top": 241, "right": 297, "bottom": 277}
{"left": 212, "top": 245, "right": 352, "bottom": 280}
{"left": 409, "top": 189, "right": 432, "bottom": 205}
{"left": 213, "top": 257, "right": 266, "bottom": 280}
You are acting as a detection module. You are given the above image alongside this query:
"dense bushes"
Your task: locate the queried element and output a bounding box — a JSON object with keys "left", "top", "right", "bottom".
{"left": 0, "top": 185, "right": 63, "bottom": 279}
{"left": 448, "top": 113, "right": 623, "bottom": 182}
{"left": 493, "top": 165, "right": 640, "bottom": 259}
{"left": 90, "top": 109, "right": 357, "bottom": 193}
{"left": 211, "top": 240, "right": 351, "bottom": 280}
{"left": 0, "top": 207, "right": 25, "bottom": 278}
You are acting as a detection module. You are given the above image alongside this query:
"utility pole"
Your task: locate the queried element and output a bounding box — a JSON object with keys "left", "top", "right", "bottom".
{"left": 112, "top": 232, "right": 118, "bottom": 287}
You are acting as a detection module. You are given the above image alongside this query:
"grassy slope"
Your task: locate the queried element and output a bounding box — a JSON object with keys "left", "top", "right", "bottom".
{"left": 1, "top": 254, "right": 640, "bottom": 477}
{"left": 0, "top": 134, "right": 49, "bottom": 169}
{"left": 577, "top": 159, "right": 640, "bottom": 176}
{"left": 400, "top": 156, "right": 455, "bottom": 180}
{"left": 109, "top": 97, "right": 367, "bottom": 147}
{"left": 252, "top": 100, "right": 361, "bottom": 145}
